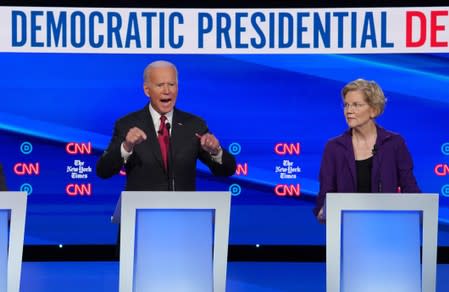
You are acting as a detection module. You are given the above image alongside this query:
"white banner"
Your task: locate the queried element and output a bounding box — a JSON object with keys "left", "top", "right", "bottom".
{"left": 1, "top": 6, "right": 449, "bottom": 53}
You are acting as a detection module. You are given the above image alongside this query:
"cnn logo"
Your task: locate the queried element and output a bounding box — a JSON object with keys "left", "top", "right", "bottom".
{"left": 274, "top": 184, "right": 300, "bottom": 197}
{"left": 274, "top": 143, "right": 300, "bottom": 155}
{"left": 66, "top": 142, "right": 92, "bottom": 155}
{"left": 14, "top": 162, "right": 40, "bottom": 175}
{"left": 435, "top": 164, "right": 449, "bottom": 176}
{"left": 66, "top": 183, "right": 92, "bottom": 196}
{"left": 235, "top": 163, "right": 248, "bottom": 176}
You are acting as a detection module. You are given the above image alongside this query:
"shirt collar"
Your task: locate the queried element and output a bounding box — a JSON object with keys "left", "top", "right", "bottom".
{"left": 148, "top": 104, "right": 173, "bottom": 131}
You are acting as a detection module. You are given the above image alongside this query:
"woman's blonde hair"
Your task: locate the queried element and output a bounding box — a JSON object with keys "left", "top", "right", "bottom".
{"left": 342, "top": 78, "right": 387, "bottom": 117}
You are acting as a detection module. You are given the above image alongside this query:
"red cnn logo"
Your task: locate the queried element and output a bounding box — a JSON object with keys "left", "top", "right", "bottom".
{"left": 274, "top": 184, "right": 300, "bottom": 197}
{"left": 435, "top": 163, "right": 449, "bottom": 176}
{"left": 13, "top": 162, "right": 40, "bottom": 175}
{"left": 66, "top": 183, "right": 92, "bottom": 196}
{"left": 66, "top": 142, "right": 92, "bottom": 155}
{"left": 274, "top": 143, "right": 300, "bottom": 155}
{"left": 235, "top": 163, "right": 248, "bottom": 176}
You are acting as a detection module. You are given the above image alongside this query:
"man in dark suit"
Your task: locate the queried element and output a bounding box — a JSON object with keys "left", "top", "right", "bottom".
{"left": 0, "top": 163, "right": 7, "bottom": 191}
{"left": 96, "top": 60, "right": 236, "bottom": 191}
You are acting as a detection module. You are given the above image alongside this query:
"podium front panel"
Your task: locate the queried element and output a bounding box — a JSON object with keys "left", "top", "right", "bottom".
{"left": 0, "top": 192, "right": 27, "bottom": 292}
{"left": 341, "top": 210, "right": 421, "bottom": 292}
{"left": 326, "top": 193, "right": 438, "bottom": 292}
{"left": 0, "top": 210, "right": 9, "bottom": 292}
{"left": 133, "top": 209, "right": 213, "bottom": 291}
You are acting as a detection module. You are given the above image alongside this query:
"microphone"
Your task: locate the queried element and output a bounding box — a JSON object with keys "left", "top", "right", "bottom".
{"left": 165, "top": 122, "right": 175, "bottom": 191}
{"left": 372, "top": 144, "right": 378, "bottom": 156}
{"left": 165, "top": 121, "right": 171, "bottom": 133}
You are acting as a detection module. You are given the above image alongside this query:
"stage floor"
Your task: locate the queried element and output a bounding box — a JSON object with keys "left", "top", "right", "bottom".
{"left": 20, "top": 262, "right": 449, "bottom": 291}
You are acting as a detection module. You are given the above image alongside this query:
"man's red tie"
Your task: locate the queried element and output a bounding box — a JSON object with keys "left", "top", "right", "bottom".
{"left": 157, "top": 115, "right": 170, "bottom": 171}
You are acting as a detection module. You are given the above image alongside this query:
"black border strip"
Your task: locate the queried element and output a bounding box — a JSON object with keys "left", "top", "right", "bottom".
{"left": 23, "top": 245, "right": 449, "bottom": 263}
{"left": 1, "top": 1, "right": 449, "bottom": 8}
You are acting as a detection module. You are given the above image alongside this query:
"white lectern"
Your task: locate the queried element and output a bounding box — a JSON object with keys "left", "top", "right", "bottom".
{"left": 326, "top": 193, "right": 439, "bottom": 292}
{"left": 0, "top": 192, "right": 27, "bottom": 292}
{"left": 113, "top": 191, "right": 231, "bottom": 292}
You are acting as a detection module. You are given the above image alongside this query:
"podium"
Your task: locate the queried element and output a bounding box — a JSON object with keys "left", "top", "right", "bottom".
{"left": 326, "top": 193, "right": 439, "bottom": 292}
{"left": 0, "top": 192, "right": 27, "bottom": 292}
{"left": 113, "top": 191, "right": 231, "bottom": 292}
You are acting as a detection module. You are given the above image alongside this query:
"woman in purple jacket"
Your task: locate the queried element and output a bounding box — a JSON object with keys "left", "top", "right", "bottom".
{"left": 314, "top": 79, "right": 420, "bottom": 223}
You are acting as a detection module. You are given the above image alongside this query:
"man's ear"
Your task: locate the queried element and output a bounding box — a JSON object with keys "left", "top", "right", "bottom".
{"left": 143, "top": 84, "right": 150, "bottom": 97}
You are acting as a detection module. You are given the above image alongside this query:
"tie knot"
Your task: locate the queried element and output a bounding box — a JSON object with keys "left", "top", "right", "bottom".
{"left": 158, "top": 115, "right": 168, "bottom": 134}
{"left": 159, "top": 115, "right": 167, "bottom": 131}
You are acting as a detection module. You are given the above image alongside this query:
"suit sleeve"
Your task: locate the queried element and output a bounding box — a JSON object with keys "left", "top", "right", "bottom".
{"left": 314, "top": 142, "right": 336, "bottom": 216}
{"left": 0, "top": 164, "right": 7, "bottom": 191}
{"left": 196, "top": 121, "right": 236, "bottom": 177}
{"left": 395, "top": 136, "right": 421, "bottom": 193}
{"left": 96, "top": 121, "right": 127, "bottom": 179}
{"left": 200, "top": 148, "right": 237, "bottom": 177}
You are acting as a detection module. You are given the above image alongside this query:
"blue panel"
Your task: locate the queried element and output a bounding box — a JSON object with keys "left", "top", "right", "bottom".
{"left": 133, "top": 209, "right": 213, "bottom": 292}
{"left": 341, "top": 211, "right": 421, "bottom": 292}
{"left": 0, "top": 210, "right": 9, "bottom": 292}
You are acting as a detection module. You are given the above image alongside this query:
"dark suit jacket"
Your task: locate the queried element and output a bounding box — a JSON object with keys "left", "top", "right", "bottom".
{"left": 0, "top": 164, "right": 7, "bottom": 191}
{"left": 96, "top": 106, "right": 236, "bottom": 191}
{"left": 314, "top": 125, "right": 420, "bottom": 216}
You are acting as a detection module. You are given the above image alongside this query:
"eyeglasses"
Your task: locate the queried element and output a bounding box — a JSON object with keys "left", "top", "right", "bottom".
{"left": 342, "top": 102, "right": 367, "bottom": 111}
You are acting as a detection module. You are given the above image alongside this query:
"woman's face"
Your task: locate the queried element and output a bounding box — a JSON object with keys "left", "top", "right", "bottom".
{"left": 343, "top": 90, "right": 377, "bottom": 129}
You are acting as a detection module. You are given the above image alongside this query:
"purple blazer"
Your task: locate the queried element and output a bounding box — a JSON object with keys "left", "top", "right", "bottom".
{"left": 314, "top": 125, "right": 420, "bottom": 216}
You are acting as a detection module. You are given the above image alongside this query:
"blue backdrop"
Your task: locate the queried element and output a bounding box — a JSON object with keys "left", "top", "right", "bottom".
{"left": 0, "top": 53, "right": 448, "bottom": 245}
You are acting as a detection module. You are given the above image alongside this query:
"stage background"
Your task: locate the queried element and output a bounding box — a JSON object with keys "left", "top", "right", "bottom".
{"left": 1, "top": 3, "right": 449, "bottom": 246}
{"left": 1, "top": 52, "right": 449, "bottom": 245}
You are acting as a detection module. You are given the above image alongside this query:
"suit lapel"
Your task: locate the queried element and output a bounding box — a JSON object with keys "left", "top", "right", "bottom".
{"left": 170, "top": 109, "right": 185, "bottom": 162}
{"left": 371, "top": 146, "right": 382, "bottom": 192}
{"left": 138, "top": 105, "right": 164, "bottom": 169}
{"left": 371, "top": 125, "right": 388, "bottom": 192}
{"left": 341, "top": 131, "right": 357, "bottom": 190}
